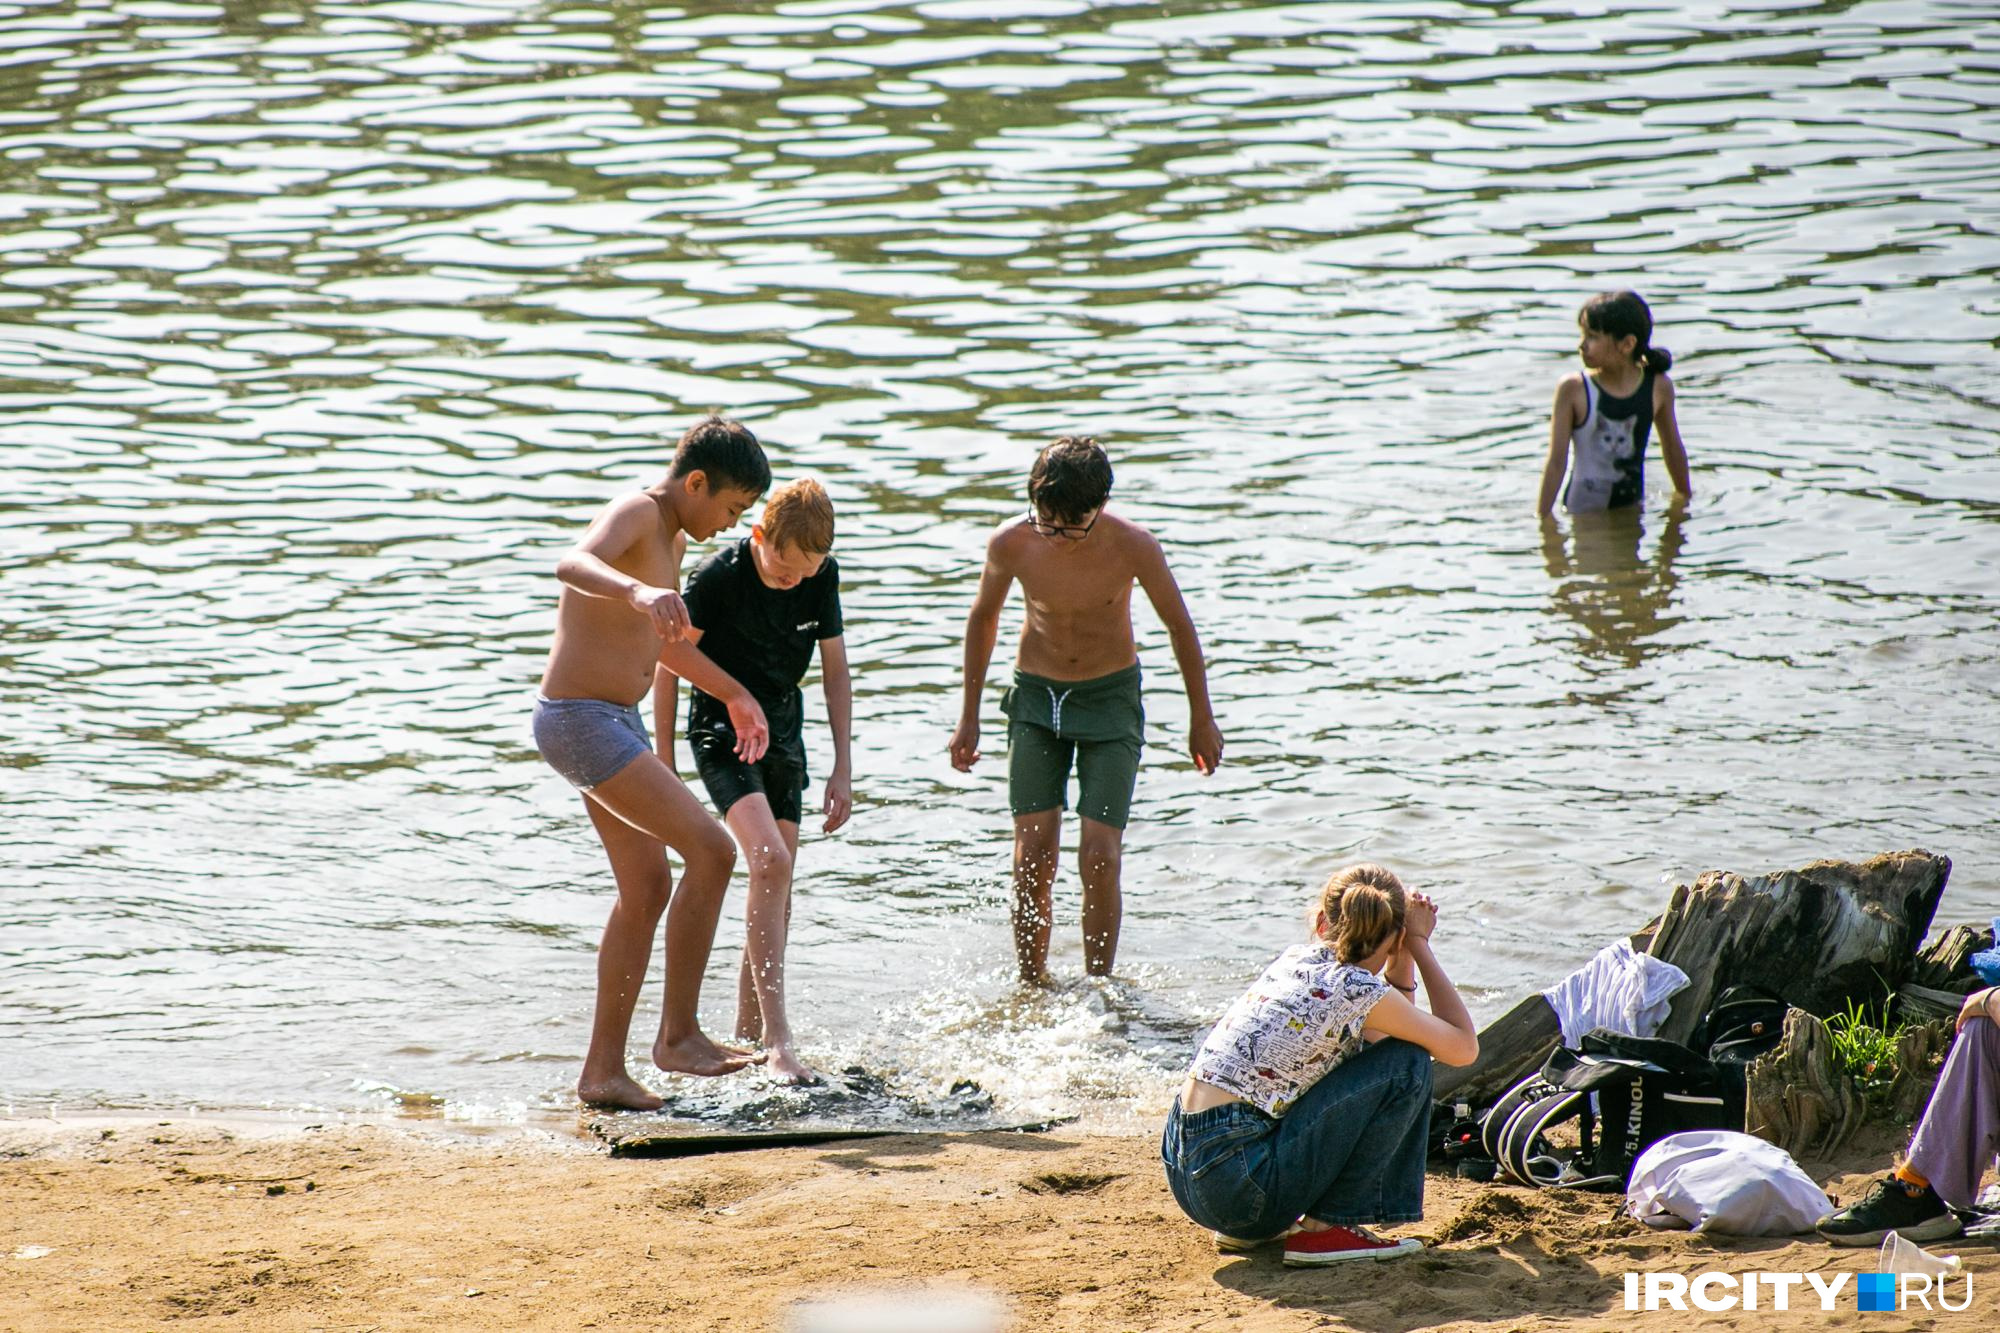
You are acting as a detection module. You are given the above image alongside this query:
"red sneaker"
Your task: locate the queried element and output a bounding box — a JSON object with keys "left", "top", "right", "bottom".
{"left": 1282, "top": 1224, "right": 1422, "bottom": 1266}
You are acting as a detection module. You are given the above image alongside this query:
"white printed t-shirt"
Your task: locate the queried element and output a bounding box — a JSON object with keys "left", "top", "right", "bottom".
{"left": 1189, "top": 943, "right": 1390, "bottom": 1118}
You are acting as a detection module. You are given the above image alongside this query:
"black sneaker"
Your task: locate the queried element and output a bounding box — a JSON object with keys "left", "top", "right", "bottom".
{"left": 1817, "top": 1176, "right": 1961, "bottom": 1247}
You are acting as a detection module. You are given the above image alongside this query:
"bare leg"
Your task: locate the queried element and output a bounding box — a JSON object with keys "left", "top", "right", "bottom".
{"left": 734, "top": 818, "right": 801, "bottom": 1043}
{"left": 575, "top": 797, "right": 672, "bottom": 1110}
{"left": 1078, "top": 815, "right": 1124, "bottom": 977}
{"left": 726, "top": 798, "right": 813, "bottom": 1083}
{"left": 734, "top": 942, "right": 758, "bottom": 1044}
{"left": 585, "top": 751, "right": 761, "bottom": 1077}
{"left": 1012, "top": 809, "right": 1061, "bottom": 985}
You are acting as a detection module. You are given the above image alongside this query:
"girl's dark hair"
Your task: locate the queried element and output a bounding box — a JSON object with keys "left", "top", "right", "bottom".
{"left": 1580, "top": 290, "right": 1673, "bottom": 375}
{"left": 1027, "top": 436, "right": 1113, "bottom": 524}
{"left": 1317, "top": 863, "right": 1407, "bottom": 965}
{"left": 668, "top": 413, "right": 771, "bottom": 495}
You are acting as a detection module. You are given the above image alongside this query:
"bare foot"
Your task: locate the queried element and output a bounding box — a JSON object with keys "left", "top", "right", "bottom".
{"left": 576, "top": 1072, "right": 665, "bottom": 1112}
{"left": 653, "top": 1031, "right": 765, "bottom": 1077}
{"left": 765, "top": 1045, "right": 820, "bottom": 1086}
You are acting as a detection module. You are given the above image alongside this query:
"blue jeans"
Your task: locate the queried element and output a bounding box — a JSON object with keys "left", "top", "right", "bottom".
{"left": 1160, "top": 1038, "right": 1433, "bottom": 1238}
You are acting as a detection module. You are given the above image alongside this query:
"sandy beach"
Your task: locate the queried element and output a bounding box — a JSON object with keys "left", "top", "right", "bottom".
{"left": 5, "top": 4, "right": 1998, "bottom": 1330}
{"left": 3, "top": 1116, "right": 1992, "bottom": 1331}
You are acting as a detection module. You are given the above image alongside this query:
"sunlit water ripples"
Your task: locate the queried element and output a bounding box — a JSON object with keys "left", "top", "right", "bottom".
{"left": 2, "top": 0, "right": 1997, "bottom": 1130}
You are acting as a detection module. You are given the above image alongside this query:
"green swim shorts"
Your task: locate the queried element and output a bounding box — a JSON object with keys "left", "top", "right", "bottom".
{"left": 1001, "top": 662, "right": 1144, "bottom": 830}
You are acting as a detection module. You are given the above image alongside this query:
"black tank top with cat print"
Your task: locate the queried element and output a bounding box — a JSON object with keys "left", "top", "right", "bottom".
{"left": 1564, "top": 371, "right": 1655, "bottom": 512}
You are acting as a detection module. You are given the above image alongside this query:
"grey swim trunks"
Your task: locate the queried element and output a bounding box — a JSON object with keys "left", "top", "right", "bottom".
{"left": 533, "top": 695, "right": 651, "bottom": 791}
{"left": 1001, "top": 662, "right": 1144, "bottom": 829}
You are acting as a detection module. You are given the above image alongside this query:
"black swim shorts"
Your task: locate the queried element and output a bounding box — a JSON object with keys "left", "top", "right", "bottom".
{"left": 686, "top": 693, "right": 807, "bottom": 826}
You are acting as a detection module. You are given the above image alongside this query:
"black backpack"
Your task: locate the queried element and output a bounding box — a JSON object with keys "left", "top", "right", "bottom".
{"left": 1480, "top": 1028, "right": 1740, "bottom": 1190}
{"left": 1693, "top": 985, "right": 1788, "bottom": 1069}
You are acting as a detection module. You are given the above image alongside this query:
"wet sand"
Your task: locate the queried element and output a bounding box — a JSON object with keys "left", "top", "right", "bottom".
{"left": 3, "top": 1117, "right": 1992, "bottom": 1331}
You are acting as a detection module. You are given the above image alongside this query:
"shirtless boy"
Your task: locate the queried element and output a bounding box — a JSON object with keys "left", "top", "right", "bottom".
{"left": 950, "top": 436, "right": 1224, "bottom": 983}
{"left": 534, "top": 415, "right": 774, "bottom": 1109}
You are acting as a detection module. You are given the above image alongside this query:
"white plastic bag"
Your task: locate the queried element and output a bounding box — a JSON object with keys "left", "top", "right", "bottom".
{"left": 1626, "top": 1130, "right": 1830, "bottom": 1235}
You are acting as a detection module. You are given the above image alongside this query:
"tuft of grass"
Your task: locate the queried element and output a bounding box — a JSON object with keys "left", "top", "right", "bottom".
{"left": 1825, "top": 1000, "right": 1906, "bottom": 1108}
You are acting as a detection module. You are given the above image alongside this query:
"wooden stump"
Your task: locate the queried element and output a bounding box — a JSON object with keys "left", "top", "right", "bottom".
{"left": 1648, "top": 850, "right": 1950, "bottom": 1044}
{"left": 1746, "top": 1008, "right": 1864, "bottom": 1158}
{"left": 1889, "top": 1019, "right": 1955, "bottom": 1124}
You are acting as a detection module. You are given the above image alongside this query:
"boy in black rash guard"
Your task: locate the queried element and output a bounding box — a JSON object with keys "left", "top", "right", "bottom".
{"left": 659, "top": 478, "right": 851, "bottom": 1084}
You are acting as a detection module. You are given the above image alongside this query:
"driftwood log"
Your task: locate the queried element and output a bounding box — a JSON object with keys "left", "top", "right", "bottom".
{"left": 1898, "top": 922, "right": 1994, "bottom": 1021}
{"left": 1648, "top": 850, "right": 1949, "bottom": 1044}
{"left": 1908, "top": 923, "right": 1995, "bottom": 990}
{"left": 1431, "top": 994, "right": 1561, "bottom": 1109}
{"left": 1437, "top": 850, "right": 1952, "bottom": 1115}
{"left": 1746, "top": 1009, "right": 1863, "bottom": 1158}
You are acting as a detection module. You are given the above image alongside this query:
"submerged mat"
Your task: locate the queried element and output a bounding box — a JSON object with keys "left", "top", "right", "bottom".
{"left": 583, "top": 1066, "right": 1069, "bottom": 1158}
{"left": 588, "top": 1116, "right": 1068, "bottom": 1158}
{"left": 591, "top": 1120, "right": 897, "bottom": 1157}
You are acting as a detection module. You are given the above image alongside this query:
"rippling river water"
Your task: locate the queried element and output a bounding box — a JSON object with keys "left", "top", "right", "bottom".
{"left": 3, "top": 0, "right": 1997, "bottom": 1131}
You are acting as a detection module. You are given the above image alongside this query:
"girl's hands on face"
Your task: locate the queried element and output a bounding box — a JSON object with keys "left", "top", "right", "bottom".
{"left": 1405, "top": 891, "right": 1438, "bottom": 943}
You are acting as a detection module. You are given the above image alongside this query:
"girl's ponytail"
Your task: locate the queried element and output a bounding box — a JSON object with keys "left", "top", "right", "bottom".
{"left": 1640, "top": 343, "right": 1673, "bottom": 376}
{"left": 1318, "top": 863, "right": 1407, "bottom": 965}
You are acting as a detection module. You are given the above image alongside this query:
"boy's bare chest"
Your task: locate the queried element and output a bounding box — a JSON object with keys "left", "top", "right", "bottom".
{"left": 623, "top": 530, "right": 684, "bottom": 589}
{"left": 1018, "top": 561, "right": 1135, "bottom": 615}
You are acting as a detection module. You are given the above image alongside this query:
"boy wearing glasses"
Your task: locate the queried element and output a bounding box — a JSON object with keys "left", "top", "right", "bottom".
{"left": 950, "top": 436, "right": 1224, "bottom": 984}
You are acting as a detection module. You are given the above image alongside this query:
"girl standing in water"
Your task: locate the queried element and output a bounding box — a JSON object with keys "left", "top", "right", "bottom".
{"left": 1538, "top": 290, "right": 1692, "bottom": 514}
{"left": 1160, "top": 864, "right": 1478, "bottom": 1266}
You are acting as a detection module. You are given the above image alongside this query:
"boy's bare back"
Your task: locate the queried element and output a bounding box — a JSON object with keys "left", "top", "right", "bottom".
{"left": 988, "top": 510, "right": 1163, "bottom": 680}
{"left": 541, "top": 491, "right": 689, "bottom": 706}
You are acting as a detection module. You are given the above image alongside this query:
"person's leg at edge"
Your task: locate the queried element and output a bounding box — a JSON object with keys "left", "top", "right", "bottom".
{"left": 585, "top": 750, "right": 759, "bottom": 1076}
{"left": 1905, "top": 1017, "right": 2000, "bottom": 1209}
{"left": 1265, "top": 1038, "right": 1433, "bottom": 1231}
{"left": 1078, "top": 815, "right": 1123, "bottom": 977}
{"left": 1012, "top": 809, "right": 1061, "bottom": 985}
{"left": 727, "top": 796, "right": 814, "bottom": 1083}
{"left": 575, "top": 796, "right": 673, "bottom": 1110}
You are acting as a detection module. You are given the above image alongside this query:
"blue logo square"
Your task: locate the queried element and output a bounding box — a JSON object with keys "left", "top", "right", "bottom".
{"left": 1859, "top": 1272, "right": 1896, "bottom": 1312}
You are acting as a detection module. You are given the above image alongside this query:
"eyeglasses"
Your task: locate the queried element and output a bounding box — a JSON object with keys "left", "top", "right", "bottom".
{"left": 1027, "top": 509, "right": 1097, "bottom": 541}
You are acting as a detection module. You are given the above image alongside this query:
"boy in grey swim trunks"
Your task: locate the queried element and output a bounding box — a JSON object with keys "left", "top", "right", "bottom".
{"left": 950, "top": 436, "right": 1224, "bottom": 984}
{"left": 533, "top": 415, "right": 774, "bottom": 1109}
